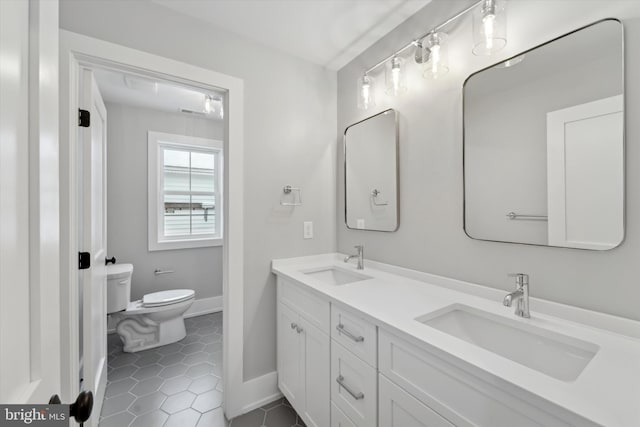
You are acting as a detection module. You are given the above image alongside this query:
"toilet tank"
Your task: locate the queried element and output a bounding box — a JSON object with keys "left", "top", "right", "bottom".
{"left": 107, "top": 263, "right": 133, "bottom": 313}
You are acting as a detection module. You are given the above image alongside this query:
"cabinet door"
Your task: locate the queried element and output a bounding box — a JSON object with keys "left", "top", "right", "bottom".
{"left": 379, "top": 375, "right": 454, "bottom": 427}
{"left": 300, "top": 317, "right": 330, "bottom": 427}
{"left": 277, "top": 302, "right": 301, "bottom": 407}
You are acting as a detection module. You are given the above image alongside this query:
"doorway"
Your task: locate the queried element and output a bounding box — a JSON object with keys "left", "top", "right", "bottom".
{"left": 59, "top": 31, "right": 245, "bottom": 425}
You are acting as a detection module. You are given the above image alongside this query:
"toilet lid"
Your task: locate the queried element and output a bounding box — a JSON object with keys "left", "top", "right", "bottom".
{"left": 142, "top": 289, "right": 195, "bottom": 307}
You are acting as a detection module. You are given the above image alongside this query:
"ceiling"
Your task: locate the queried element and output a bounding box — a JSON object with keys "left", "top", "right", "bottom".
{"left": 93, "top": 68, "right": 225, "bottom": 118}
{"left": 152, "top": 0, "right": 432, "bottom": 70}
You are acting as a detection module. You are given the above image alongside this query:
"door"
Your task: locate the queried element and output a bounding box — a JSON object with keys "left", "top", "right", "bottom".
{"left": 546, "top": 95, "right": 624, "bottom": 249}
{"left": 277, "top": 302, "right": 301, "bottom": 407}
{"left": 0, "top": 0, "right": 61, "bottom": 405}
{"left": 300, "top": 318, "right": 330, "bottom": 427}
{"left": 379, "top": 375, "right": 454, "bottom": 427}
{"left": 79, "top": 69, "right": 108, "bottom": 425}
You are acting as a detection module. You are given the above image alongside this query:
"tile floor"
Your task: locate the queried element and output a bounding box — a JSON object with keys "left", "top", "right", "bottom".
{"left": 99, "top": 313, "right": 305, "bottom": 427}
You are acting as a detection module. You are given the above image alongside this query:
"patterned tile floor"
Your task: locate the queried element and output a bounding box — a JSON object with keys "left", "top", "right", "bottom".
{"left": 99, "top": 313, "right": 305, "bottom": 427}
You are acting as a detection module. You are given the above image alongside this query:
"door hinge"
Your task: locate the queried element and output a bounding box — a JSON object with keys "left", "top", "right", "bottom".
{"left": 78, "top": 109, "right": 90, "bottom": 127}
{"left": 79, "top": 252, "right": 91, "bottom": 270}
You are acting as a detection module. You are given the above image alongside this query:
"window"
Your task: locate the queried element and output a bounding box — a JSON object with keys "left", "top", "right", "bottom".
{"left": 148, "top": 131, "right": 223, "bottom": 250}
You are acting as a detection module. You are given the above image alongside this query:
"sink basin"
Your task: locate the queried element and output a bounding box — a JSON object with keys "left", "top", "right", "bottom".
{"left": 417, "top": 304, "right": 599, "bottom": 381}
{"left": 302, "top": 266, "right": 371, "bottom": 286}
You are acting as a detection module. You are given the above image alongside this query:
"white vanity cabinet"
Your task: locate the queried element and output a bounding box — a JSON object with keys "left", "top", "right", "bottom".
{"left": 276, "top": 278, "right": 330, "bottom": 427}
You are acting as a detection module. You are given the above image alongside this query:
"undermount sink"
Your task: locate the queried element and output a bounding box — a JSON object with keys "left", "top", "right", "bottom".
{"left": 417, "top": 304, "right": 599, "bottom": 381}
{"left": 302, "top": 266, "right": 371, "bottom": 286}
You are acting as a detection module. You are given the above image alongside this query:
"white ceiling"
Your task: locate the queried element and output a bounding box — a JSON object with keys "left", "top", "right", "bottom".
{"left": 93, "top": 68, "right": 225, "bottom": 118}
{"left": 152, "top": 0, "right": 432, "bottom": 70}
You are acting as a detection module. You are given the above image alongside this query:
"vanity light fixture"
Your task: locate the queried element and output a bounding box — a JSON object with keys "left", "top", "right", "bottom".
{"left": 472, "top": 0, "right": 507, "bottom": 56}
{"left": 385, "top": 56, "right": 407, "bottom": 96}
{"left": 357, "top": 74, "right": 375, "bottom": 110}
{"left": 355, "top": 0, "right": 508, "bottom": 109}
{"left": 422, "top": 32, "right": 449, "bottom": 79}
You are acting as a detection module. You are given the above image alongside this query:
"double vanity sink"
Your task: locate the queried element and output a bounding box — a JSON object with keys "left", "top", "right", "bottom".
{"left": 274, "top": 253, "right": 640, "bottom": 427}
{"left": 303, "top": 264, "right": 599, "bottom": 383}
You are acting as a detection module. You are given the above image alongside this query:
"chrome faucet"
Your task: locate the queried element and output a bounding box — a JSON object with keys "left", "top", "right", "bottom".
{"left": 503, "top": 273, "right": 530, "bottom": 318}
{"left": 344, "top": 245, "right": 364, "bottom": 270}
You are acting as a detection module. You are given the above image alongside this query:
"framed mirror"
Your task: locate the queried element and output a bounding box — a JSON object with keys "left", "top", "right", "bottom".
{"left": 463, "top": 19, "right": 624, "bottom": 250}
{"left": 345, "top": 109, "right": 399, "bottom": 232}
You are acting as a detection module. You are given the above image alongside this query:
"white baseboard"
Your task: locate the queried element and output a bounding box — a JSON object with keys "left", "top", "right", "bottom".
{"left": 185, "top": 295, "right": 223, "bottom": 318}
{"left": 107, "top": 296, "right": 223, "bottom": 333}
{"left": 239, "top": 371, "right": 282, "bottom": 415}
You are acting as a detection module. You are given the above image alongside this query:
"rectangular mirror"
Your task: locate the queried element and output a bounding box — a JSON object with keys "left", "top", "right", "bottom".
{"left": 345, "top": 109, "right": 399, "bottom": 232}
{"left": 463, "top": 19, "right": 624, "bottom": 250}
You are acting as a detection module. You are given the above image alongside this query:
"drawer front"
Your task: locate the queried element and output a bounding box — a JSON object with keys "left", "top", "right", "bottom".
{"left": 331, "top": 402, "right": 357, "bottom": 427}
{"left": 379, "top": 375, "right": 454, "bottom": 427}
{"left": 278, "top": 277, "right": 330, "bottom": 333}
{"left": 379, "top": 330, "right": 594, "bottom": 427}
{"left": 331, "top": 305, "right": 377, "bottom": 367}
{"left": 331, "top": 340, "right": 377, "bottom": 427}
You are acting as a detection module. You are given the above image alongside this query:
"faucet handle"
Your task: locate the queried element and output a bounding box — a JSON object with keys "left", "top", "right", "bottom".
{"left": 354, "top": 244, "right": 363, "bottom": 251}
{"left": 508, "top": 273, "right": 529, "bottom": 286}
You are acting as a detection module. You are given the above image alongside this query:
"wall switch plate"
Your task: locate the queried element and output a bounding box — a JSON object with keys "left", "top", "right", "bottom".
{"left": 303, "top": 221, "right": 313, "bottom": 239}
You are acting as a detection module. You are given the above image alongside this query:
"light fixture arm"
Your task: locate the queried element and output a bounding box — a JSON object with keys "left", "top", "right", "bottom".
{"left": 363, "top": 0, "right": 485, "bottom": 75}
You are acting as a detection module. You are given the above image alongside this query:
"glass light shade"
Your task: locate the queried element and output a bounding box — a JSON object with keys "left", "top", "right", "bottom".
{"left": 385, "top": 56, "right": 407, "bottom": 96}
{"left": 357, "top": 74, "right": 375, "bottom": 110}
{"left": 422, "top": 32, "right": 449, "bottom": 80}
{"left": 472, "top": 0, "right": 507, "bottom": 56}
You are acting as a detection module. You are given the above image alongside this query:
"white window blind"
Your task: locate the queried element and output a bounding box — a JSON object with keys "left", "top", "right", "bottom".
{"left": 148, "top": 132, "right": 223, "bottom": 251}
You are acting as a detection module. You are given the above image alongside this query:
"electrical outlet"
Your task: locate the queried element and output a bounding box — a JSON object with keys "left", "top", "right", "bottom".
{"left": 303, "top": 221, "right": 313, "bottom": 239}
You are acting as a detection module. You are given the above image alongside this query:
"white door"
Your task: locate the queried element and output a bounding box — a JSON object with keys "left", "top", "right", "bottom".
{"left": 547, "top": 95, "right": 624, "bottom": 250}
{"left": 300, "top": 318, "right": 330, "bottom": 427}
{"left": 277, "top": 302, "right": 301, "bottom": 407}
{"left": 0, "top": 0, "right": 62, "bottom": 406}
{"left": 79, "top": 69, "right": 108, "bottom": 425}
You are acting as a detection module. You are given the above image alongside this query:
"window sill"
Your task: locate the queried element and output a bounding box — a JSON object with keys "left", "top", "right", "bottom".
{"left": 149, "top": 237, "right": 223, "bottom": 251}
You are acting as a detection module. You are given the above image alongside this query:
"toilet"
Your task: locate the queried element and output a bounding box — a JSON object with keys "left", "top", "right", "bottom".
{"left": 107, "top": 263, "right": 195, "bottom": 352}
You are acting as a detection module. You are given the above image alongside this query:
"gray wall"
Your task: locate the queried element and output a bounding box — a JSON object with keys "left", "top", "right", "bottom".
{"left": 337, "top": 0, "right": 640, "bottom": 321}
{"left": 105, "top": 102, "right": 224, "bottom": 301}
{"left": 61, "top": 0, "right": 337, "bottom": 381}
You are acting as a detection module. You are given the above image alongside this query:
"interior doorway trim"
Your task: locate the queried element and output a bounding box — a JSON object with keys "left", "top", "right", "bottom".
{"left": 59, "top": 30, "right": 246, "bottom": 418}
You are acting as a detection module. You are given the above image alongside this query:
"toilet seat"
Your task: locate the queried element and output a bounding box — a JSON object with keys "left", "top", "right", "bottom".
{"left": 142, "top": 289, "right": 195, "bottom": 307}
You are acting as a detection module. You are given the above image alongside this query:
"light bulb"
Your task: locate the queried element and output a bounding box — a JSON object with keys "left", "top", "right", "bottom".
{"left": 385, "top": 56, "right": 406, "bottom": 96}
{"left": 431, "top": 44, "right": 441, "bottom": 75}
{"left": 357, "top": 74, "right": 375, "bottom": 110}
{"left": 423, "top": 32, "right": 449, "bottom": 80}
{"left": 483, "top": 13, "right": 495, "bottom": 51}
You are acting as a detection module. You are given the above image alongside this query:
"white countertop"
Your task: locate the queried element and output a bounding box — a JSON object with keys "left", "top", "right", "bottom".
{"left": 272, "top": 253, "right": 640, "bottom": 427}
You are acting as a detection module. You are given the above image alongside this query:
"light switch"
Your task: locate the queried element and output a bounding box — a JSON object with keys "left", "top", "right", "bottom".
{"left": 303, "top": 221, "right": 313, "bottom": 239}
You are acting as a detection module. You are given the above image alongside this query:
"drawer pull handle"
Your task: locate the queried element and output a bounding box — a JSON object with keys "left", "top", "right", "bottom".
{"left": 336, "top": 324, "right": 364, "bottom": 342}
{"left": 336, "top": 375, "right": 364, "bottom": 400}
{"left": 291, "top": 322, "right": 298, "bottom": 330}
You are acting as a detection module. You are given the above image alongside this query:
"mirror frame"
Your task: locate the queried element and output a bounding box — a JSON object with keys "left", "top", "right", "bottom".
{"left": 344, "top": 108, "right": 400, "bottom": 232}
{"left": 462, "top": 18, "right": 625, "bottom": 250}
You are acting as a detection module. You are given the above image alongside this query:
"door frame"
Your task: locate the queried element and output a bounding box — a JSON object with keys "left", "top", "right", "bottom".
{"left": 59, "top": 30, "right": 247, "bottom": 418}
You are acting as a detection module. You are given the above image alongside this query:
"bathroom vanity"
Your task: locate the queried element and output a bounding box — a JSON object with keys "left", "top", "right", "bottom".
{"left": 272, "top": 254, "right": 640, "bottom": 427}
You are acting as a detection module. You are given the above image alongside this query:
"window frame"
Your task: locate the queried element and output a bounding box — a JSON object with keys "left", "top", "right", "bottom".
{"left": 148, "top": 131, "right": 223, "bottom": 251}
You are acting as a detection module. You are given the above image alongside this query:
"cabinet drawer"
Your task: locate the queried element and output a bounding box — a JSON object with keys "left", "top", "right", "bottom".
{"left": 331, "top": 402, "right": 357, "bottom": 427}
{"left": 379, "top": 330, "right": 597, "bottom": 427}
{"left": 331, "top": 305, "right": 377, "bottom": 367}
{"left": 379, "top": 375, "right": 454, "bottom": 427}
{"left": 278, "top": 277, "right": 330, "bottom": 332}
{"left": 331, "top": 341, "right": 377, "bottom": 427}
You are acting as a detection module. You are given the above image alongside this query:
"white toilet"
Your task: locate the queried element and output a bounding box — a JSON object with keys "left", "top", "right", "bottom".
{"left": 107, "top": 263, "right": 195, "bottom": 352}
